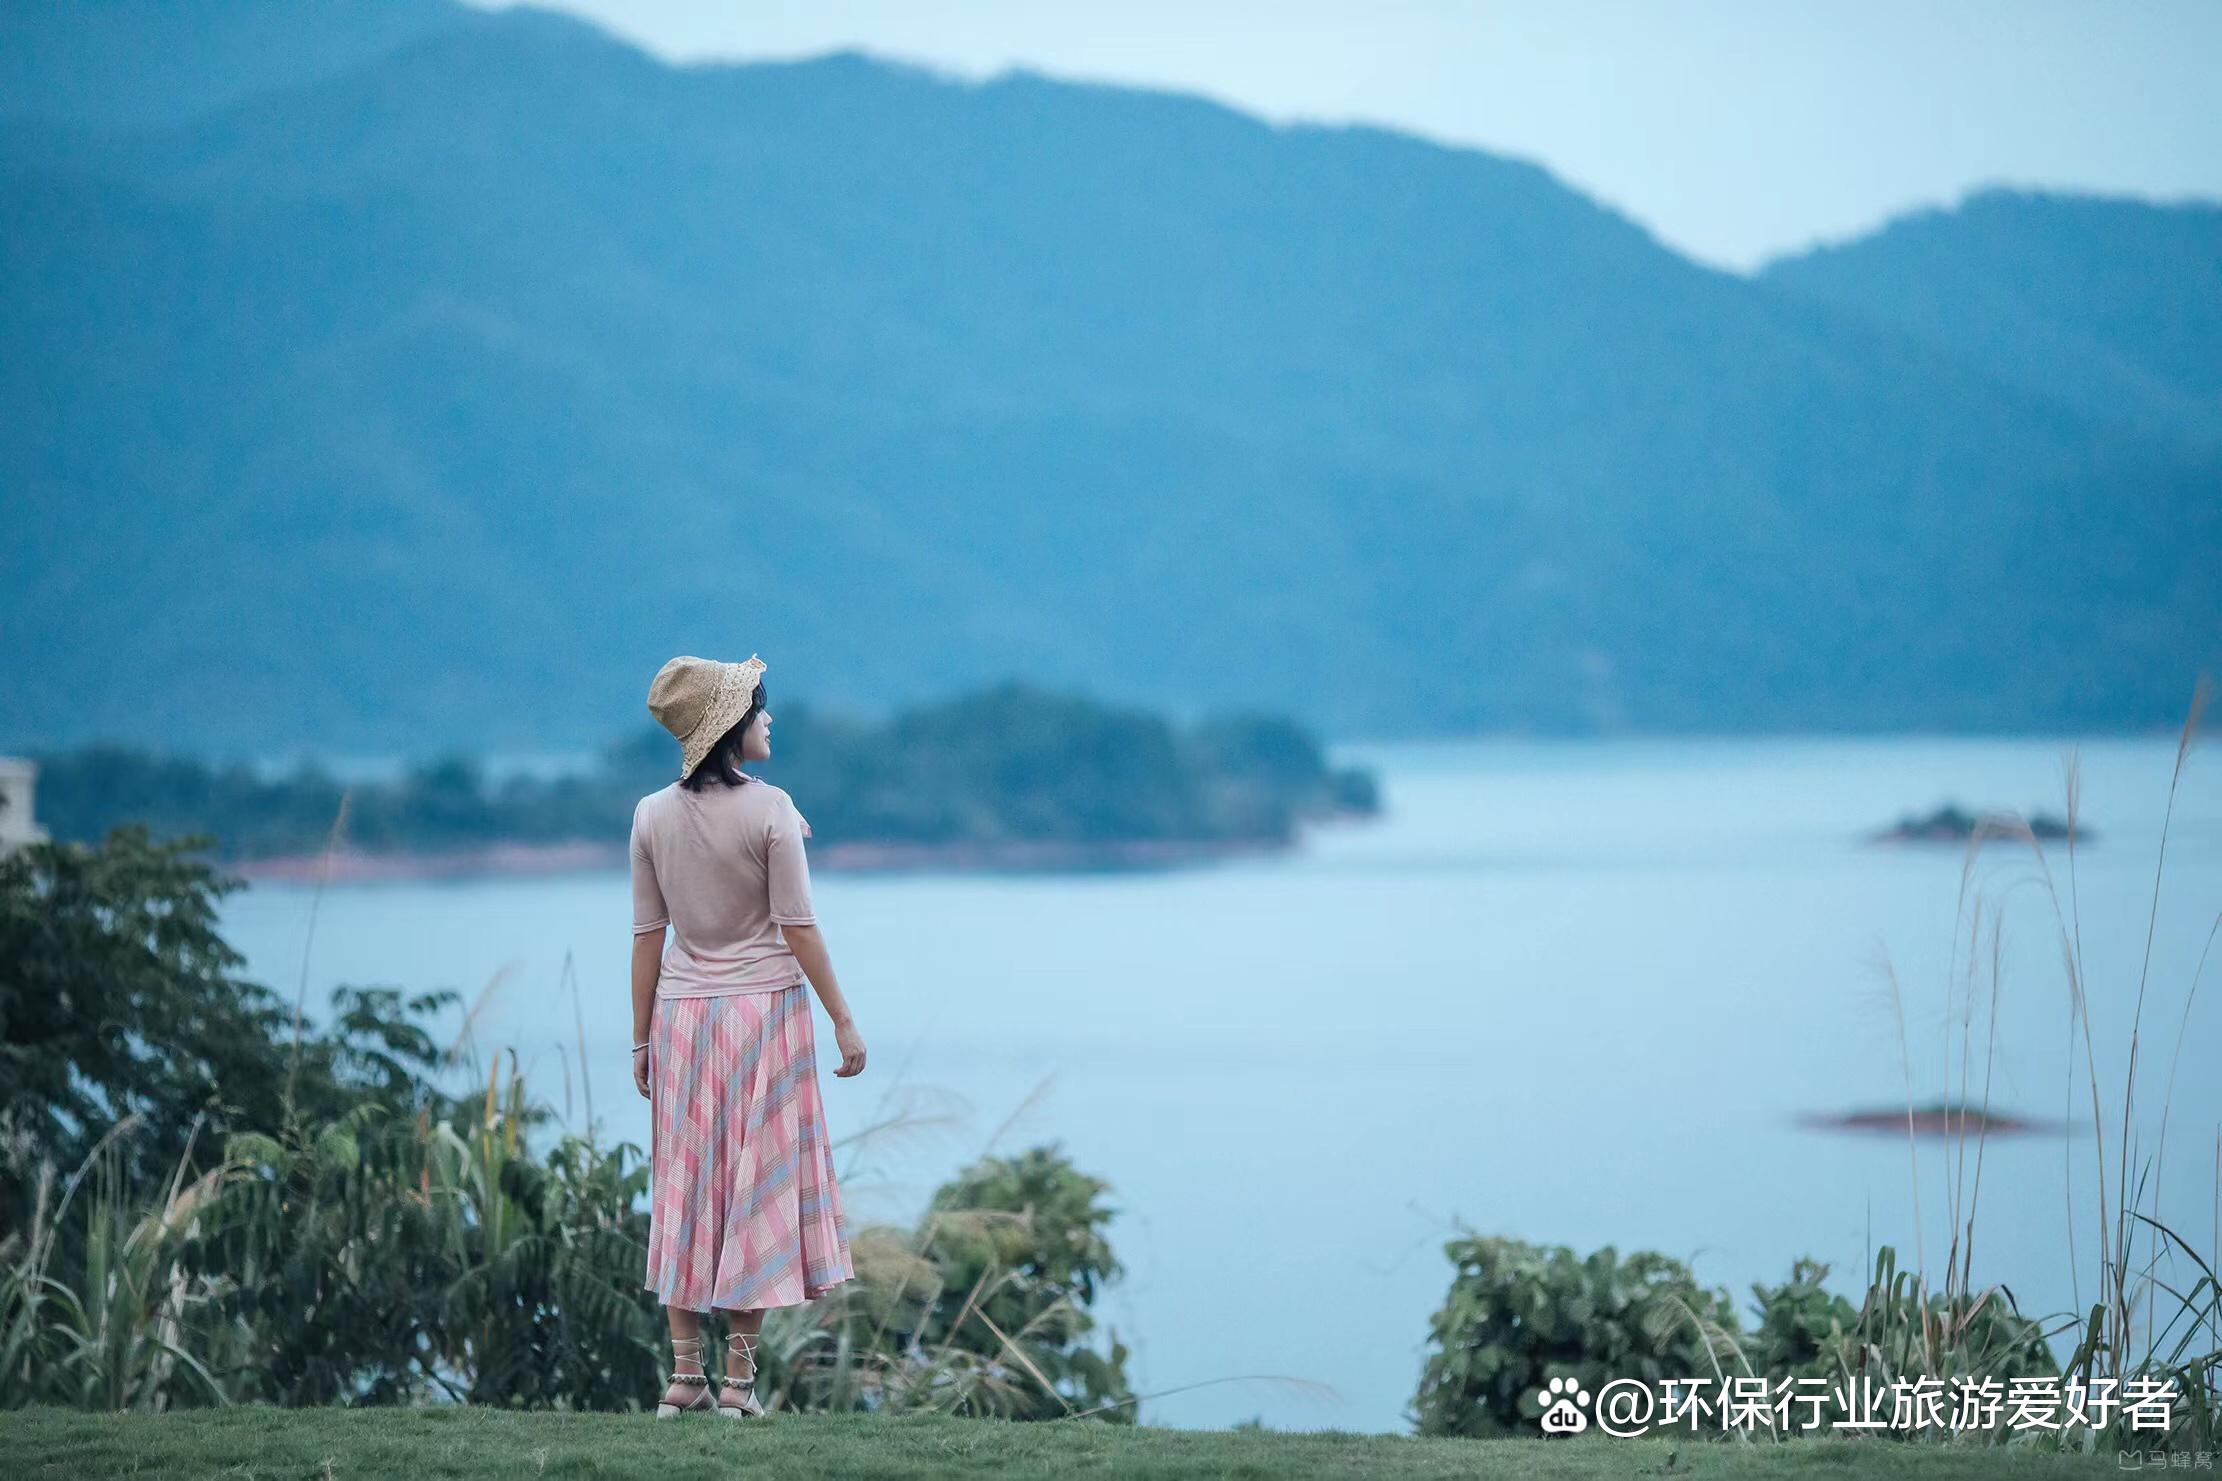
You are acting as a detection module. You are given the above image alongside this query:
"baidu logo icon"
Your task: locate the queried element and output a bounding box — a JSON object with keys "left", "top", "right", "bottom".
{"left": 1535, "top": 1376, "right": 1591, "bottom": 1435}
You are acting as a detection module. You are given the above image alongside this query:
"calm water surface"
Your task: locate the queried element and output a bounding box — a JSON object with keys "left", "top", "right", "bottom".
{"left": 217, "top": 736, "right": 2222, "bottom": 1432}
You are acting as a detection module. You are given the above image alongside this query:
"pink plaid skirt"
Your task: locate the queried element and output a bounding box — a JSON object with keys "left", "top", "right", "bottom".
{"left": 644, "top": 985, "right": 855, "bottom": 1312}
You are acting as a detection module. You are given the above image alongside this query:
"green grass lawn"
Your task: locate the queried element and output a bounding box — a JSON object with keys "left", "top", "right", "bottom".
{"left": 0, "top": 1408, "right": 2136, "bottom": 1479}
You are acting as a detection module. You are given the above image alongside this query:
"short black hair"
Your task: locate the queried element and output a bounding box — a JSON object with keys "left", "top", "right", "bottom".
{"left": 679, "top": 680, "right": 768, "bottom": 790}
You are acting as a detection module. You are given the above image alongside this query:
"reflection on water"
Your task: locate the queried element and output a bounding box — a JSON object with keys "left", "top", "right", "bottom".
{"left": 217, "top": 735, "right": 2222, "bottom": 1432}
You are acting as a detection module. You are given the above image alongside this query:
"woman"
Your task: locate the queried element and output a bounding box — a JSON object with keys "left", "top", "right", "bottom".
{"left": 629, "top": 652, "right": 866, "bottom": 1418}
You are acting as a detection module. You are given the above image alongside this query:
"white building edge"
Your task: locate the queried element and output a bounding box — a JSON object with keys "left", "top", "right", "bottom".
{"left": 0, "top": 756, "right": 48, "bottom": 855}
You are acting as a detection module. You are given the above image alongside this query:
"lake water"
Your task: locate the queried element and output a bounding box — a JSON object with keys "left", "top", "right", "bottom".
{"left": 216, "top": 735, "right": 2222, "bottom": 1433}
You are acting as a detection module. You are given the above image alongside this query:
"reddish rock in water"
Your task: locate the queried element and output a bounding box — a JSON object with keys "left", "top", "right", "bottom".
{"left": 1797, "top": 1102, "right": 2066, "bottom": 1138}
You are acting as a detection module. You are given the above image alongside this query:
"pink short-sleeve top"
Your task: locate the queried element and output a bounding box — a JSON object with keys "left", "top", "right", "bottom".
{"left": 630, "top": 775, "right": 817, "bottom": 998}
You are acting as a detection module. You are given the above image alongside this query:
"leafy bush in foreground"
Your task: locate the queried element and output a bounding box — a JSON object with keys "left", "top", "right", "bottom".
{"left": 1411, "top": 1234, "right": 1736, "bottom": 1437}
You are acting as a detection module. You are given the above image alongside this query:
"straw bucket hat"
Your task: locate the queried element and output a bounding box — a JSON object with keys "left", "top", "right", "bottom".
{"left": 647, "top": 653, "right": 767, "bottom": 780}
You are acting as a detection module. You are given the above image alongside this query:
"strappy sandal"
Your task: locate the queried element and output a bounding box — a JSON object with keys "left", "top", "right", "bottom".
{"left": 718, "top": 1329, "right": 766, "bottom": 1419}
{"left": 655, "top": 1334, "right": 714, "bottom": 1418}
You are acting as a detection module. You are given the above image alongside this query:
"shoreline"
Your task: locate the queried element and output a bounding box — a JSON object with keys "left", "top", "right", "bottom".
{"left": 224, "top": 833, "right": 1295, "bottom": 885}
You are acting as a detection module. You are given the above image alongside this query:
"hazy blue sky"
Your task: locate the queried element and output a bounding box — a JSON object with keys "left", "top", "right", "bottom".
{"left": 467, "top": 0, "right": 2221, "bottom": 271}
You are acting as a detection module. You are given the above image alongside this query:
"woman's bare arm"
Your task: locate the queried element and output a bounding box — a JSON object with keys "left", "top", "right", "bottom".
{"left": 781, "top": 922, "right": 866, "bottom": 1076}
{"left": 631, "top": 932, "right": 663, "bottom": 1042}
{"left": 631, "top": 931, "right": 661, "bottom": 1097}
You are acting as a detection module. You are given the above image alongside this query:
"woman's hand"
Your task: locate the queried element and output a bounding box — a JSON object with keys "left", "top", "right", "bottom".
{"left": 832, "top": 1017, "right": 867, "bottom": 1078}
{"left": 633, "top": 1044, "right": 652, "bottom": 1100}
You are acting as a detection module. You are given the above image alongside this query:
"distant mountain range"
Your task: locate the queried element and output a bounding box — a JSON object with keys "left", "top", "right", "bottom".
{"left": 1761, "top": 191, "right": 2222, "bottom": 442}
{"left": 4, "top": 0, "right": 2217, "bottom": 753}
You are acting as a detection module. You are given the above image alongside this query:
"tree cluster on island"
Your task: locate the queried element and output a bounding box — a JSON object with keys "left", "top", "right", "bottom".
{"left": 28, "top": 682, "right": 1379, "bottom": 868}
{"left": 1868, "top": 802, "right": 2084, "bottom": 845}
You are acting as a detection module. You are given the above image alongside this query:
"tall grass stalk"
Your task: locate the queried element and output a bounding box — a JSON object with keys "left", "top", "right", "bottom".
{"left": 1871, "top": 677, "right": 2217, "bottom": 1447}
{"left": 285, "top": 788, "right": 352, "bottom": 1108}
{"left": 0, "top": 1116, "right": 235, "bottom": 1410}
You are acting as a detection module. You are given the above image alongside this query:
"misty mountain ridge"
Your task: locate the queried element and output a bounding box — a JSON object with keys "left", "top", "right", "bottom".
{"left": 2, "top": 1, "right": 2216, "bottom": 754}
{"left": 1762, "top": 186, "right": 2222, "bottom": 442}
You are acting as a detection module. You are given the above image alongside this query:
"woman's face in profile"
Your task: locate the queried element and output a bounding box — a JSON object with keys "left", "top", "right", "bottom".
{"left": 741, "top": 697, "right": 772, "bottom": 762}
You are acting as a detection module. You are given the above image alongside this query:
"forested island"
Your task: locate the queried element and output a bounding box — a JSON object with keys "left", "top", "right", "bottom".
{"left": 1867, "top": 803, "right": 2083, "bottom": 845}
{"left": 28, "top": 682, "right": 1379, "bottom": 880}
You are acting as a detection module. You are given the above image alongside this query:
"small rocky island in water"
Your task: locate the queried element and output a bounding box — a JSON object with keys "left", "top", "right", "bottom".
{"left": 27, "top": 682, "right": 1381, "bottom": 882}
{"left": 1868, "top": 802, "right": 2086, "bottom": 845}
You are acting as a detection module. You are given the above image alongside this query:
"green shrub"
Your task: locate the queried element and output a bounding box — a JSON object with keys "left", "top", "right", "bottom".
{"left": 1410, "top": 1241, "right": 2069, "bottom": 1442}
{"left": 769, "top": 1143, "right": 1134, "bottom": 1421}
{"left": 1411, "top": 1233, "right": 1736, "bottom": 1437}
{"left": 1746, "top": 1256, "right": 1861, "bottom": 1384}
{"left": 1847, "top": 1247, "right": 2054, "bottom": 1381}
{"left": 913, "top": 1144, "right": 1134, "bottom": 1419}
